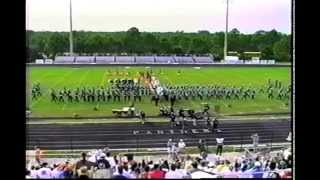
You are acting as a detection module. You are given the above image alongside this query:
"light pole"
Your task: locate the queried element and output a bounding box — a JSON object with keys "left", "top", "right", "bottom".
{"left": 69, "top": 0, "right": 74, "bottom": 56}
{"left": 224, "top": 0, "right": 229, "bottom": 61}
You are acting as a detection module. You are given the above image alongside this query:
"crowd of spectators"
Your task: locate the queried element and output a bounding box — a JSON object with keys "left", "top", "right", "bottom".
{"left": 26, "top": 147, "right": 292, "bottom": 179}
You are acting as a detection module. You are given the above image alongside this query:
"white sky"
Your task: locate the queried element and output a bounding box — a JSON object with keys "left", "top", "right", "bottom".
{"left": 26, "top": 0, "right": 291, "bottom": 33}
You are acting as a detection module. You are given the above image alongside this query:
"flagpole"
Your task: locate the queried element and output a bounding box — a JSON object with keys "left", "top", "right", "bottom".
{"left": 224, "top": 0, "right": 229, "bottom": 61}
{"left": 69, "top": 0, "right": 74, "bottom": 56}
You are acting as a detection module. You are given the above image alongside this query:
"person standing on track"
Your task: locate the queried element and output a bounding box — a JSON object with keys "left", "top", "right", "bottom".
{"left": 213, "top": 117, "right": 219, "bottom": 133}
{"left": 140, "top": 111, "right": 146, "bottom": 125}
{"left": 251, "top": 133, "right": 259, "bottom": 153}
{"left": 178, "top": 139, "right": 186, "bottom": 158}
{"left": 167, "top": 139, "right": 173, "bottom": 159}
{"left": 216, "top": 133, "right": 224, "bottom": 156}
{"left": 197, "top": 139, "right": 206, "bottom": 155}
{"left": 169, "top": 111, "right": 176, "bottom": 127}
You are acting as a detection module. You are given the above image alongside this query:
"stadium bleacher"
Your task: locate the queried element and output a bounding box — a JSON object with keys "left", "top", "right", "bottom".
{"left": 115, "top": 56, "right": 135, "bottom": 64}
{"left": 75, "top": 56, "right": 95, "bottom": 64}
{"left": 155, "top": 56, "right": 176, "bottom": 64}
{"left": 50, "top": 56, "right": 279, "bottom": 65}
{"left": 193, "top": 56, "right": 214, "bottom": 64}
{"left": 54, "top": 56, "right": 75, "bottom": 64}
{"left": 174, "top": 56, "right": 195, "bottom": 64}
{"left": 95, "top": 56, "right": 115, "bottom": 64}
{"left": 135, "top": 56, "right": 155, "bottom": 64}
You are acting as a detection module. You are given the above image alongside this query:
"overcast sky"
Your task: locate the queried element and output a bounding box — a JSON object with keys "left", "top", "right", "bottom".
{"left": 26, "top": 0, "right": 291, "bottom": 34}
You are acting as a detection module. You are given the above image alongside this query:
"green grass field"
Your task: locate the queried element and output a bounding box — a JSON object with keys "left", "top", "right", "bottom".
{"left": 27, "top": 66, "right": 291, "bottom": 118}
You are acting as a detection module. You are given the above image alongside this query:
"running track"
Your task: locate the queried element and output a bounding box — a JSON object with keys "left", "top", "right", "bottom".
{"left": 26, "top": 118, "right": 291, "bottom": 150}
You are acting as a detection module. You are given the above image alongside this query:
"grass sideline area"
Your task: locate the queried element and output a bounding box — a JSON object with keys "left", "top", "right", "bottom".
{"left": 27, "top": 66, "right": 291, "bottom": 118}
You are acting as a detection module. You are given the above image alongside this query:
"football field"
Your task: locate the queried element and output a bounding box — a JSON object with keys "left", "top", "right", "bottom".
{"left": 27, "top": 66, "right": 291, "bottom": 118}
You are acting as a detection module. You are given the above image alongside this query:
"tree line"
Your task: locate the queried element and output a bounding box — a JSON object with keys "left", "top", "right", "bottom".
{"left": 26, "top": 27, "right": 291, "bottom": 62}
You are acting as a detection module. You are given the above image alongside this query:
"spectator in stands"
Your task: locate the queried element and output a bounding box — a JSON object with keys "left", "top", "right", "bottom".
{"left": 184, "top": 155, "right": 193, "bottom": 171}
{"left": 34, "top": 146, "right": 42, "bottom": 165}
{"left": 26, "top": 169, "right": 32, "bottom": 179}
{"left": 51, "top": 163, "right": 66, "bottom": 179}
{"left": 161, "top": 160, "right": 170, "bottom": 172}
{"left": 113, "top": 166, "right": 128, "bottom": 179}
{"left": 106, "top": 152, "right": 116, "bottom": 171}
{"left": 122, "top": 163, "right": 132, "bottom": 178}
{"left": 165, "top": 164, "right": 183, "bottom": 179}
{"left": 149, "top": 163, "right": 165, "bottom": 179}
{"left": 75, "top": 152, "right": 96, "bottom": 177}
{"left": 36, "top": 162, "right": 52, "bottom": 179}
{"left": 78, "top": 166, "right": 90, "bottom": 179}
{"left": 62, "top": 163, "right": 74, "bottom": 179}
{"left": 93, "top": 153, "right": 112, "bottom": 178}
{"left": 29, "top": 165, "right": 38, "bottom": 178}
{"left": 262, "top": 161, "right": 280, "bottom": 178}
{"left": 139, "top": 165, "right": 151, "bottom": 179}
{"left": 128, "top": 162, "right": 138, "bottom": 179}
{"left": 188, "top": 161, "right": 199, "bottom": 174}
{"left": 250, "top": 161, "right": 264, "bottom": 178}
{"left": 176, "top": 162, "right": 190, "bottom": 178}
{"left": 234, "top": 159, "right": 242, "bottom": 172}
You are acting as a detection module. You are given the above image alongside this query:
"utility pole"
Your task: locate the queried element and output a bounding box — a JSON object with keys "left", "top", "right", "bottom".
{"left": 224, "top": 0, "right": 229, "bottom": 61}
{"left": 69, "top": 0, "right": 74, "bottom": 56}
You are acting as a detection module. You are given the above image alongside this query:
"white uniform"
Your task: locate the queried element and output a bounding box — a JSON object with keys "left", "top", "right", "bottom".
{"left": 178, "top": 141, "right": 186, "bottom": 153}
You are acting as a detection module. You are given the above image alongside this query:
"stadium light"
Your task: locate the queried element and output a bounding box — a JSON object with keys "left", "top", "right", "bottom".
{"left": 69, "top": 0, "right": 74, "bottom": 56}
{"left": 224, "top": 0, "right": 229, "bottom": 61}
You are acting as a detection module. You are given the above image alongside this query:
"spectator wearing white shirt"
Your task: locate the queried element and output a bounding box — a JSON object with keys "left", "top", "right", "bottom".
{"left": 36, "top": 162, "right": 53, "bottom": 179}
{"left": 216, "top": 135, "right": 224, "bottom": 156}
{"left": 165, "top": 164, "right": 183, "bottom": 179}
{"left": 178, "top": 139, "right": 186, "bottom": 155}
{"left": 106, "top": 152, "right": 116, "bottom": 170}
{"left": 176, "top": 162, "right": 190, "bottom": 178}
{"left": 93, "top": 153, "right": 113, "bottom": 179}
{"left": 122, "top": 163, "right": 132, "bottom": 178}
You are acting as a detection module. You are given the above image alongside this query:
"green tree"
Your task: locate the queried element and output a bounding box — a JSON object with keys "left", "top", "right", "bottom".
{"left": 47, "top": 32, "right": 68, "bottom": 58}
{"left": 273, "top": 36, "right": 291, "bottom": 62}
{"left": 261, "top": 46, "right": 274, "bottom": 60}
{"left": 198, "top": 30, "right": 210, "bottom": 35}
{"left": 142, "top": 33, "right": 160, "bottom": 54}
{"left": 124, "top": 27, "right": 142, "bottom": 54}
